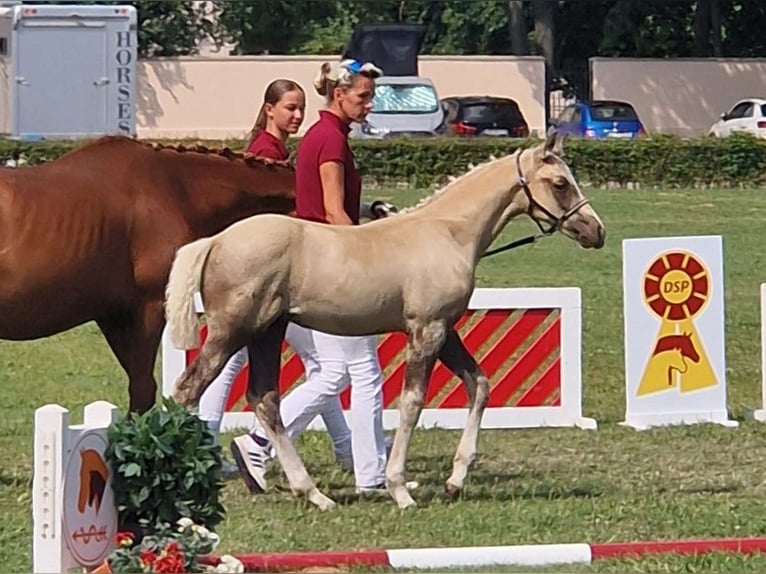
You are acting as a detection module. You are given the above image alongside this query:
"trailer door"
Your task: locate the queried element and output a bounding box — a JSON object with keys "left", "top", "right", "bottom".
{"left": 15, "top": 21, "right": 107, "bottom": 137}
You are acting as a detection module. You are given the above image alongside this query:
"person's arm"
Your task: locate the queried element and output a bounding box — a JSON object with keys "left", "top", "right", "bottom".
{"left": 319, "top": 161, "right": 353, "bottom": 225}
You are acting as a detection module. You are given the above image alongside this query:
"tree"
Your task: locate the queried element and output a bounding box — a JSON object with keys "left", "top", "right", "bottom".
{"left": 722, "top": 0, "right": 766, "bottom": 57}
{"left": 532, "top": 0, "right": 556, "bottom": 71}
{"left": 211, "top": 0, "right": 337, "bottom": 55}
{"left": 133, "top": 0, "right": 218, "bottom": 56}
{"left": 26, "top": 0, "right": 218, "bottom": 56}
{"left": 694, "top": 0, "right": 722, "bottom": 56}
{"left": 507, "top": 0, "right": 529, "bottom": 55}
{"left": 599, "top": 0, "right": 694, "bottom": 58}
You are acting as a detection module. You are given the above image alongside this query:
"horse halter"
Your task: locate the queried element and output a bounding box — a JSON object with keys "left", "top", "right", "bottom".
{"left": 481, "top": 150, "right": 590, "bottom": 259}
{"left": 515, "top": 150, "right": 590, "bottom": 236}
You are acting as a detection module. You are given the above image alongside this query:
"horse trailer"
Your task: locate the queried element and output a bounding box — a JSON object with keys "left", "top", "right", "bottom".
{"left": 0, "top": 2, "right": 137, "bottom": 140}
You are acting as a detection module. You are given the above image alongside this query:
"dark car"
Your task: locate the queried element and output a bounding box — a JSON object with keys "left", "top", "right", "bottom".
{"left": 440, "top": 96, "right": 530, "bottom": 137}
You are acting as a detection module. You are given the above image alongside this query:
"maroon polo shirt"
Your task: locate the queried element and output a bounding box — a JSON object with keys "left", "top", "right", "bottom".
{"left": 295, "top": 110, "right": 361, "bottom": 225}
{"left": 246, "top": 130, "right": 289, "bottom": 161}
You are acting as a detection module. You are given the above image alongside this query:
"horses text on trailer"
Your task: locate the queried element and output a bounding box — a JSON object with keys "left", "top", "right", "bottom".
{"left": 0, "top": 2, "right": 136, "bottom": 139}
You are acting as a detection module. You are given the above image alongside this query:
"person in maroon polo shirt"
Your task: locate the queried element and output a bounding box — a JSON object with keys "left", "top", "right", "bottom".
{"left": 196, "top": 78, "right": 357, "bottom": 489}
{"left": 288, "top": 58, "right": 398, "bottom": 493}
{"left": 234, "top": 58, "right": 415, "bottom": 495}
{"left": 244, "top": 78, "right": 303, "bottom": 160}
{"left": 197, "top": 74, "right": 401, "bottom": 493}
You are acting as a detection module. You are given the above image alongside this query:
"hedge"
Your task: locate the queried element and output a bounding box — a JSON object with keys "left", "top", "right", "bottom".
{"left": 1, "top": 132, "right": 765, "bottom": 189}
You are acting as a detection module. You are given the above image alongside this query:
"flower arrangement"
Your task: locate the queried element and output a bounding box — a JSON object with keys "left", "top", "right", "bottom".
{"left": 105, "top": 398, "right": 226, "bottom": 534}
{"left": 103, "top": 517, "right": 243, "bottom": 573}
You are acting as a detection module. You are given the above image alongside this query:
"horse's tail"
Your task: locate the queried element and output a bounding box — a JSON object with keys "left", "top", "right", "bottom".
{"left": 165, "top": 236, "right": 214, "bottom": 349}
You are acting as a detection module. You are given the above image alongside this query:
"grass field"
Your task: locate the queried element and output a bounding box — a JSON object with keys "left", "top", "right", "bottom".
{"left": 4, "top": 186, "right": 766, "bottom": 572}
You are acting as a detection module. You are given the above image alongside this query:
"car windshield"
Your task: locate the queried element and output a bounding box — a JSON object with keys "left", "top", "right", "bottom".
{"left": 372, "top": 83, "right": 439, "bottom": 114}
{"left": 462, "top": 102, "right": 523, "bottom": 124}
{"left": 590, "top": 103, "right": 639, "bottom": 121}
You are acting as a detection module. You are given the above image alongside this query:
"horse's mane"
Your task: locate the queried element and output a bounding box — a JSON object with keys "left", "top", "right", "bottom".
{"left": 398, "top": 151, "right": 508, "bottom": 215}
{"left": 70, "top": 135, "right": 294, "bottom": 171}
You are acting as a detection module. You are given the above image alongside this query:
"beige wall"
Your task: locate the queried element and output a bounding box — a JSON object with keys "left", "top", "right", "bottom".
{"left": 136, "top": 55, "right": 547, "bottom": 140}
{"left": 591, "top": 57, "right": 766, "bottom": 137}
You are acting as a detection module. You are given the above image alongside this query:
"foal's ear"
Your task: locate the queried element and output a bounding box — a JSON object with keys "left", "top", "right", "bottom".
{"left": 544, "top": 130, "right": 568, "bottom": 157}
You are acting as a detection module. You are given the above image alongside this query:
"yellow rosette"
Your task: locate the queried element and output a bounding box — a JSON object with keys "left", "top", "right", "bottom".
{"left": 637, "top": 250, "right": 717, "bottom": 396}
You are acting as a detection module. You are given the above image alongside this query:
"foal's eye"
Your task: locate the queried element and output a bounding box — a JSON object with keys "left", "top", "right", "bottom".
{"left": 554, "top": 179, "right": 569, "bottom": 191}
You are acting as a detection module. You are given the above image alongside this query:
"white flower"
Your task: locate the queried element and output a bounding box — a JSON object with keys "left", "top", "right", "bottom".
{"left": 214, "top": 555, "right": 244, "bottom": 573}
{"left": 207, "top": 531, "right": 221, "bottom": 549}
{"left": 176, "top": 517, "right": 194, "bottom": 529}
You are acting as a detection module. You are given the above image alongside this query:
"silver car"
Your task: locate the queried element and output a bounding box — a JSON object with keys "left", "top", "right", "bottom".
{"left": 351, "top": 76, "right": 446, "bottom": 139}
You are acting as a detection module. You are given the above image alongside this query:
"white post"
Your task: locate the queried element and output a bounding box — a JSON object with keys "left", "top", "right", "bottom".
{"left": 83, "top": 400, "right": 119, "bottom": 427}
{"left": 32, "top": 404, "right": 71, "bottom": 574}
{"left": 559, "top": 287, "right": 596, "bottom": 430}
{"left": 32, "top": 401, "right": 119, "bottom": 574}
{"left": 753, "top": 284, "right": 766, "bottom": 422}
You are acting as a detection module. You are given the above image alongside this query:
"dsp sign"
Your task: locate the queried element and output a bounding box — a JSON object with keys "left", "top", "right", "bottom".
{"left": 621, "top": 235, "right": 737, "bottom": 430}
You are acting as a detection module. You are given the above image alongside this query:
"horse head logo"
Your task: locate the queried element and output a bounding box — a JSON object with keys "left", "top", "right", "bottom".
{"left": 677, "top": 331, "right": 700, "bottom": 362}
{"left": 652, "top": 332, "right": 701, "bottom": 387}
{"left": 77, "top": 448, "right": 108, "bottom": 515}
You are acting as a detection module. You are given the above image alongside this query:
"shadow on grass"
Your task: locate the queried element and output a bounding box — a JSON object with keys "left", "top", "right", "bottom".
{"left": 264, "top": 470, "right": 608, "bottom": 509}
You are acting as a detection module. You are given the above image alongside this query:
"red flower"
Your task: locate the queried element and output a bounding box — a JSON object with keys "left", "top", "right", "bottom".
{"left": 139, "top": 549, "right": 157, "bottom": 566}
{"left": 115, "top": 531, "right": 134, "bottom": 547}
{"left": 165, "top": 541, "right": 181, "bottom": 555}
{"left": 154, "top": 552, "right": 186, "bottom": 573}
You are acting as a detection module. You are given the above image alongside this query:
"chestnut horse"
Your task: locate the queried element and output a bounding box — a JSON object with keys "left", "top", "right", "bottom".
{"left": 0, "top": 135, "right": 297, "bottom": 413}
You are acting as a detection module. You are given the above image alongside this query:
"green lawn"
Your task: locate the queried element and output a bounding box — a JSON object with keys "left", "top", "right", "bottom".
{"left": 3, "top": 187, "right": 766, "bottom": 573}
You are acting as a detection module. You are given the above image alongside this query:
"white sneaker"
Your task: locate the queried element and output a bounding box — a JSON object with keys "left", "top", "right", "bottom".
{"left": 229, "top": 434, "right": 271, "bottom": 495}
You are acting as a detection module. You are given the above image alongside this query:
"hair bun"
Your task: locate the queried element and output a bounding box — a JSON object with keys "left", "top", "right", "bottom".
{"left": 313, "top": 62, "right": 333, "bottom": 96}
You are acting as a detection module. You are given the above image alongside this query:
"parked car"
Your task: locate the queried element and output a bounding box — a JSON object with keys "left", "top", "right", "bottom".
{"left": 350, "top": 76, "right": 445, "bottom": 139}
{"left": 440, "top": 96, "right": 529, "bottom": 137}
{"left": 549, "top": 100, "right": 646, "bottom": 139}
{"left": 708, "top": 98, "right": 766, "bottom": 138}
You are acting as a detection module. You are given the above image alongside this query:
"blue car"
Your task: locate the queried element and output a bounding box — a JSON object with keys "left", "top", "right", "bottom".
{"left": 549, "top": 100, "right": 646, "bottom": 139}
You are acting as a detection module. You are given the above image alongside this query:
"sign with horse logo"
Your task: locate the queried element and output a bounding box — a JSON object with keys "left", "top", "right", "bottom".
{"left": 61, "top": 430, "right": 117, "bottom": 567}
{"left": 621, "top": 235, "right": 737, "bottom": 430}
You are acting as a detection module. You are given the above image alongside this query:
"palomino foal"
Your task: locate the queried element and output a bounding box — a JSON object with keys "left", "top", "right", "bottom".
{"left": 165, "top": 131, "right": 605, "bottom": 510}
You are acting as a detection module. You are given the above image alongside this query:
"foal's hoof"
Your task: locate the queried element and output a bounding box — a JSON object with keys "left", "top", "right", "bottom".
{"left": 395, "top": 495, "right": 418, "bottom": 510}
{"left": 308, "top": 490, "right": 336, "bottom": 511}
{"left": 444, "top": 480, "right": 462, "bottom": 499}
{"left": 389, "top": 487, "right": 418, "bottom": 509}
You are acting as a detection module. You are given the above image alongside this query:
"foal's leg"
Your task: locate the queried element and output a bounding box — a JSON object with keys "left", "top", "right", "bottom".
{"left": 386, "top": 320, "right": 446, "bottom": 509}
{"left": 438, "top": 328, "right": 490, "bottom": 496}
{"left": 246, "top": 317, "right": 336, "bottom": 511}
{"left": 172, "top": 321, "right": 244, "bottom": 409}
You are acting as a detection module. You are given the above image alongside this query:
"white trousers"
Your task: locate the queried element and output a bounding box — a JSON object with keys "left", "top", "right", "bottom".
{"left": 281, "top": 330, "right": 387, "bottom": 488}
{"left": 197, "top": 325, "right": 388, "bottom": 486}
{"left": 198, "top": 324, "right": 351, "bottom": 455}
